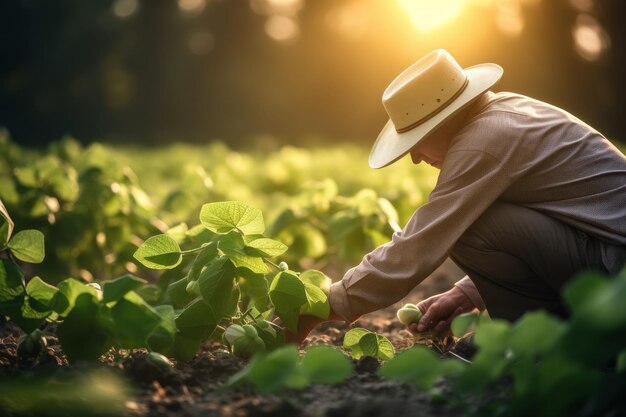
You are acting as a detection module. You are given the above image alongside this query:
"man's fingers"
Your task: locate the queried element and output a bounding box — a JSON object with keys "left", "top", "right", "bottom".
{"left": 432, "top": 306, "right": 465, "bottom": 334}
{"left": 416, "top": 303, "right": 439, "bottom": 332}
{"left": 442, "top": 306, "right": 464, "bottom": 330}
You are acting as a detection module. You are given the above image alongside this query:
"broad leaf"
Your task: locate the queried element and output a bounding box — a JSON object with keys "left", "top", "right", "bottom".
{"left": 375, "top": 334, "right": 395, "bottom": 361}
{"left": 563, "top": 273, "right": 608, "bottom": 314}
{"left": 165, "top": 277, "right": 194, "bottom": 308}
{"left": 13, "top": 302, "right": 45, "bottom": 333}
{"left": 301, "top": 346, "right": 353, "bottom": 385}
{"left": 229, "top": 345, "right": 300, "bottom": 393}
{"left": 300, "top": 270, "right": 331, "bottom": 295}
{"left": 343, "top": 328, "right": 370, "bottom": 348}
{"left": 133, "top": 234, "right": 182, "bottom": 270}
{"left": 135, "top": 284, "right": 161, "bottom": 304}
{"left": 51, "top": 278, "right": 99, "bottom": 317}
{"left": 474, "top": 319, "right": 511, "bottom": 351}
{"left": 0, "top": 294, "right": 24, "bottom": 319}
{"left": 186, "top": 224, "right": 216, "bottom": 245}
{"left": 186, "top": 242, "right": 218, "bottom": 282}
{"left": 102, "top": 274, "right": 147, "bottom": 303}
{"left": 358, "top": 332, "right": 379, "bottom": 357}
{"left": 146, "top": 305, "right": 177, "bottom": 353}
{"left": 56, "top": 293, "right": 112, "bottom": 362}
{"left": 379, "top": 345, "right": 464, "bottom": 389}
{"left": 175, "top": 298, "right": 217, "bottom": 340}
{"left": 244, "top": 237, "right": 288, "bottom": 258}
{"left": 300, "top": 283, "right": 330, "bottom": 319}
{"left": 8, "top": 230, "right": 45, "bottom": 263}
{"left": 219, "top": 232, "right": 269, "bottom": 274}
{"left": 238, "top": 272, "right": 270, "bottom": 311}
{"left": 300, "top": 270, "right": 331, "bottom": 319}
{"left": 451, "top": 313, "right": 480, "bottom": 337}
{"left": 510, "top": 311, "right": 565, "bottom": 356}
{"left": 200, "top": 201, "right": 265, "bottom": 235}
{"left": 111, "top": 291, "right": 162, "bottom": 349}
{"left": 343, "top": 328, "right": 394, "bottom": 361}
{"left": 0, "top": 259, "right": 25, "bottom": 303}
{"left": 197, "top": 257, "right": 237, "bottom": 319}
{"left": 269, "top": 271, "right": 307, "bottom": 333}
{"left": 171, "top": 332, "right": 203, "bottom": 362}
{"left": 25, "top": 276, "right": 57, "bottom": 312}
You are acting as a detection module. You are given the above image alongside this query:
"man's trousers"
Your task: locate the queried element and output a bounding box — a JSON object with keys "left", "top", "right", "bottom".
{"left": 450, "top": 201, "right": 626, "bottom": 321}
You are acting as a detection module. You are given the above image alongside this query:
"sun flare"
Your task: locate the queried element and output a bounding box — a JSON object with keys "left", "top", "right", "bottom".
{"left": 397, "top": 0, "right": 465, "bottom": 31}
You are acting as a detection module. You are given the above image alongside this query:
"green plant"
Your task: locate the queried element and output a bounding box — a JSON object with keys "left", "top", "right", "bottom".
{"left": 16, "top": 328, "right": 48, "bottom": 360}
{"left": 133, "top": 200, "right": 333, "bottom": 360}
{"left": 228, "top": 345, "right": 353, "bottom": 392}
{"left": 381, "top": 268, "right": 626, "bottom": 417}
{"left": 342, "top": 327, "right": 395, "bottom": 360}
{"left": 1, "top": 199, "right": 177, "bottom": 362}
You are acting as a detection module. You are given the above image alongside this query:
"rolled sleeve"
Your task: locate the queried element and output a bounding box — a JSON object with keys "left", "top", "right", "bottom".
{"left": 454, "top": 276, "right": 486, "bottom": 311}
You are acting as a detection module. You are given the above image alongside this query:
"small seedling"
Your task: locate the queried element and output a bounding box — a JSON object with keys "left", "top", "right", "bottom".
{"left": 17, "top": 329, "right": 47, "bottom": 359}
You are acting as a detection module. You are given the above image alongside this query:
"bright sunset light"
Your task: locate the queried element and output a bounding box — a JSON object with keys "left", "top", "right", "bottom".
{"left": 397, "top": 0, "right": 465, "bottom": 31}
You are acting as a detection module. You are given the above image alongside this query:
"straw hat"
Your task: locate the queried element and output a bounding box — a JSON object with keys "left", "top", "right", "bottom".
{"left": 369, "top": 49, "right": 503, "bottom": 169}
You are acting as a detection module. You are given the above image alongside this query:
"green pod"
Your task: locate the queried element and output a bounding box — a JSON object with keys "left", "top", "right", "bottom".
{"left": 232, "top": 335, "right": 265, "bottom": 358}
{"left": 222, "top": 324, "right": 246, "bottom": 346}
{"left": 397, "top": 303, "right": 423, "bottom": 326}
{"left": 242, "top": 324, "right": 259, "bottom": 339}
{"left": 147, "top": 351, "right": 174, "bottom": 368}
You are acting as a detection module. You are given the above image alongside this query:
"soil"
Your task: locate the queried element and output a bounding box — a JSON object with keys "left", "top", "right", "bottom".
{"left": 0, "top": 260, "right": 468, "bottom": 417}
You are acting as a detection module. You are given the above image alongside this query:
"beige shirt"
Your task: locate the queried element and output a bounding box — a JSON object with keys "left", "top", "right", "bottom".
{"left": 330, "top": 91, "right": 626, "bottom": 323}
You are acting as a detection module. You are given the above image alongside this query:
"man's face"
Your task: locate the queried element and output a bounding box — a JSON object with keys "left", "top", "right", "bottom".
{"left": 409, "top": 129, "right": 450, "bottom": 169}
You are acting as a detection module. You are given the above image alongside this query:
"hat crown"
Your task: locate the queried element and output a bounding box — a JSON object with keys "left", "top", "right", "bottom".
{"left": 382, "top": 49, "right": 467, "bottom": 132}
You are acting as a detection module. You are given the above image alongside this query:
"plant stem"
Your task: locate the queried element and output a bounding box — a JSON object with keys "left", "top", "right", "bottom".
{"left": 180, "top": 246, "right": 205, "bottom": 256}
{"left": 265, "top": 258, "right": 281, "bottom": 270}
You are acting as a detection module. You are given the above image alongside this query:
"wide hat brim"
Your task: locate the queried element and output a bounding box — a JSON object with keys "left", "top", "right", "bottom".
{"left": 369, "top": 63, "right": 503, "bottom": 169}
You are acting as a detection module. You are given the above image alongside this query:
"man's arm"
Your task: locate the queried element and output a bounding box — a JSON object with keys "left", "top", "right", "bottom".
{"left": 329, "top": 148, "right": 514, "bottom": 323}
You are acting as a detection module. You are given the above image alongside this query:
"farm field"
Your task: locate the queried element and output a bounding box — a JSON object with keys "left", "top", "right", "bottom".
{"left": 1, "top": 134, "right": 625, "bottom": 417}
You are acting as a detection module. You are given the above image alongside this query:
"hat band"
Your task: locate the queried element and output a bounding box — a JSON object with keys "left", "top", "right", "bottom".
{"left": 395, "top": 75, "right": 469, "bottom": 134}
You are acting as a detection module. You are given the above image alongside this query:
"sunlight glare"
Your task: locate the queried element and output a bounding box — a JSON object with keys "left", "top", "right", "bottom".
{"left": 265, "top": 15, "right": 299, "bottom": 43}
{"left": 569, "top": 0, "right": 593, "bottom": 12}
{"left": 178, "top": 0, "right": 206, "bottom": 17}
{"left": 250, "top": 0, "right": 303, "bottom": 17}
{"left": 325, "top": 2, "right": 370, "bottom": 41}
{"left": 112, "top": 0, "right": 138, "bottom": 18}
{"left": 572, "top": 14, "right": 609, "bottom": 61}
{"left": 397, "top": 0, "right": 465, "bottom": 31}
{"left": 495, "top": 0, "right": 524, "bottom": 37}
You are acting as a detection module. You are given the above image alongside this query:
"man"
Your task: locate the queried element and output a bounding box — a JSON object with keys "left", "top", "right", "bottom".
{"left": 293, "top": 49, "right": 626, "bottom": 341}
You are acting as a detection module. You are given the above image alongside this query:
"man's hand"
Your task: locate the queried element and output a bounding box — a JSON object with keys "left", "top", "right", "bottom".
{"left": 283, "top": 311, "right": 345, "bottom": 345}
{"left": 408, "top": 286, "right": 476, "bottom": 335}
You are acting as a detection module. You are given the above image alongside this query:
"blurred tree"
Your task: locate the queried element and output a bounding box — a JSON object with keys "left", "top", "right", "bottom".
{"left": 0, "top": 0, "right": 623, "bottom": 147}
